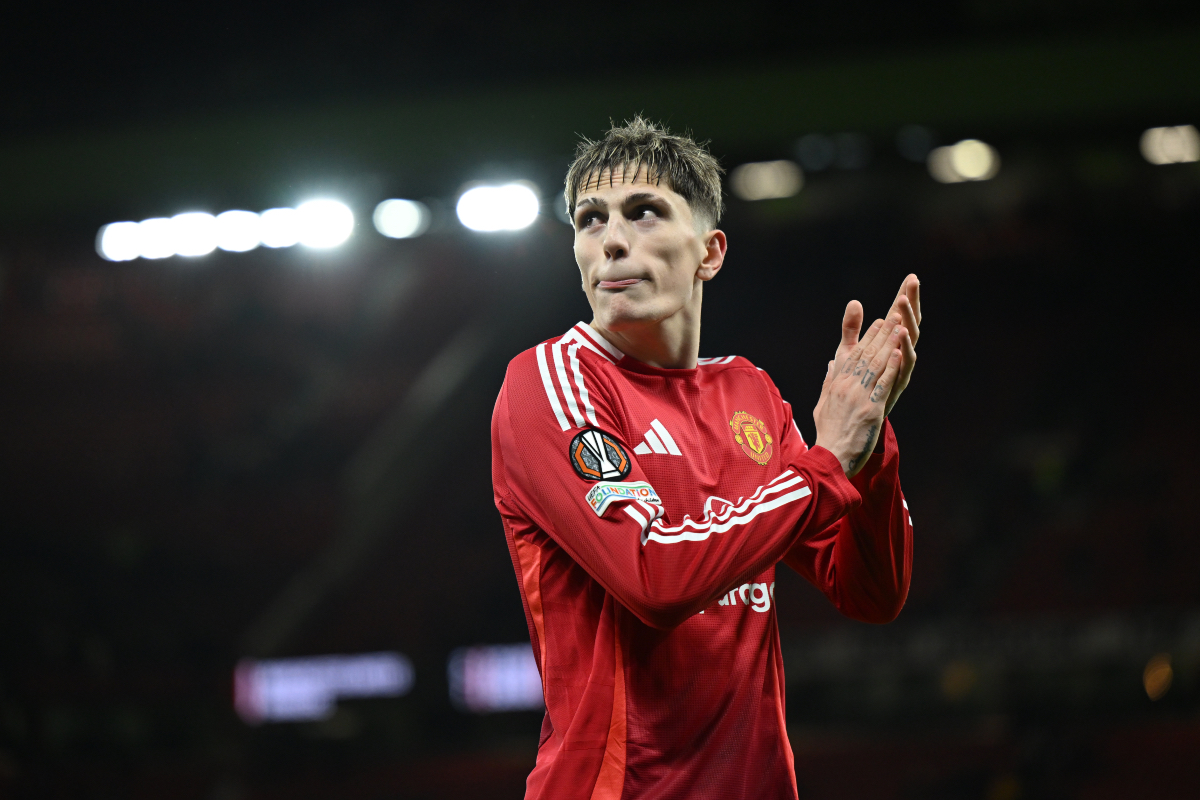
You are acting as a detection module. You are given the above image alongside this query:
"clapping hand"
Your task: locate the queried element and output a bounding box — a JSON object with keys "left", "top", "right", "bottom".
{"left": 829, "top": 274, "right": 921, "bottom": 417}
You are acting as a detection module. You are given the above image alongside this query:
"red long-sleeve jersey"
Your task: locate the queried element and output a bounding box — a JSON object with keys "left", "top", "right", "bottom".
{"left": 491, "top": 322, "right": 913, "bottom": 800}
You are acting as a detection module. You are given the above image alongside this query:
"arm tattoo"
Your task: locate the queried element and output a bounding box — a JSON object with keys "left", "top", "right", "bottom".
{"left": 847, "top": 425, "right": 878, "bottom": 471}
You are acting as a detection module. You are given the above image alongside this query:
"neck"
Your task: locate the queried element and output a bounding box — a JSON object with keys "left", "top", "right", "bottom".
{"left": 590, "top": 292, "right": 702, "bottom": 370}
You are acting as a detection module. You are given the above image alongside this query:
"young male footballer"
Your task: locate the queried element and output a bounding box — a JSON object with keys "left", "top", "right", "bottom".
{"left": 491, "top": 117, "right": 920, "bottom": 799}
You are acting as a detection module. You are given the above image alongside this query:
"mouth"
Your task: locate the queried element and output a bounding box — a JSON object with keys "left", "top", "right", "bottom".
{"left": 596, "top": 278, "right": 645, "bottom": 290}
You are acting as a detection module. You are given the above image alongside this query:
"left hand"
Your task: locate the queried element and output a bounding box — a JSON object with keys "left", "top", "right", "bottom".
{"left": 828, "top": 274, "right": 921, "bottom": 417}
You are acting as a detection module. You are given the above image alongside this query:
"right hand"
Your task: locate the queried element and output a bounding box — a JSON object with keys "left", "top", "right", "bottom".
{"left": 812, "top": 315, "right": 905, "bottom": 477}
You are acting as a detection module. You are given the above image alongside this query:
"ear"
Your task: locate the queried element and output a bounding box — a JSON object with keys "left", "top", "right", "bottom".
{"left": 696, "top": 229, "right": 727, "bottom": 282}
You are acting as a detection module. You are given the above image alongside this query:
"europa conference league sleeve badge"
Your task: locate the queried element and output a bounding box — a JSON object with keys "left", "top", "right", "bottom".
{"left": 568, "top": 429, "right": 632, "bottom": 482}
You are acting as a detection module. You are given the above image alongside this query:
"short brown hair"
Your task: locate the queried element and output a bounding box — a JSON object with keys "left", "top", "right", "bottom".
{"left": 564, "top": 116, "right": 725, "bottom": 228}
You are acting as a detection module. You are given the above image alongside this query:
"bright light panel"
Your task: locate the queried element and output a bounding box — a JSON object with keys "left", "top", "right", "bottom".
{"left": 928, "top": 139, "right": 1000, "bottom": 183}
{"left": 234, "top": 652, "right": 414, "bottom": 725}
{"left": 296, "top": 199, "right": 355, "bottom": 248}
{"left": 730, "top": 160, "right": 804, "bottom": 201}
{"left": 216, "top": 210, "right": 262, "bottom": 253}
{"left": 1140, "top": 125, "right": 1200, "bottom": 165}
{"left": 97, "top": 222, "right": 142, "bottom": 262}
{"left": 137, "top": 217, "right": 176, "bottom": 259}
{"left": 448, "top": 644, "right": 543, "bottom": 713}
{"left": 259, "top": 208, "right": 301, "bottom": 248}
{"left": 171, "top": 212, "right": 218, "bottom": 257}
{"left": 374, "top": 199, "right": 430, "bottom": 239}
{"left": 456, "top": 184, "right": 539, "bottom": 232}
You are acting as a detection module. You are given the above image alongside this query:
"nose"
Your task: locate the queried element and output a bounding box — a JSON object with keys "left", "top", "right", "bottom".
{"left": 602, "top": 216, "right": 629, "bottom": 261}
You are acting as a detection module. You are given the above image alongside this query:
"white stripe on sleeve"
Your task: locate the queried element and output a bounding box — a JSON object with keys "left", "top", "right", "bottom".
{"left": 552, "top": 343, "right": 585, "bottom": 428}
{"left": 568, "top": 343, "right": 599, "bottom": 426}
{"left": 536, "top": 343, "right": 570, "bottom": 431}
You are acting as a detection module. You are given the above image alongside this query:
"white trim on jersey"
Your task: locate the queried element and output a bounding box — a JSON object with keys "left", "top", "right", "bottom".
{"left": 568, "top": 343, "right": 599, "bottom": 427}
{"left": 696, "top": 356, "right": 737, "bottom": 365}
{"left": 552, "top": 343, "right": 586, "bottom": 428}
{"left": 646, "top": 470, "right": 811, "bottom": 544}
{"left": 536, "top": 343, "right": 570, "bottom": 431}
{"left": 623, "top": 500, "right": 665, "bottom": 545}
{"left": 559, "top": 322, "right": 624, "bottom": 363}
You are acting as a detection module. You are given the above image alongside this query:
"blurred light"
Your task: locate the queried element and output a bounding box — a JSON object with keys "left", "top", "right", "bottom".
{"left": 729, "top": 160, "right": 804, "bottom": 201}
{"left": 1143, "top": 652, "right": 1172, "bottom": 700}
{"left": 171, "top": 212, "right": 218, "bottom": 257}
{"left": 234, "top": 652, "right": 413, "bottom": 725}
{"left": 137, "top": 217, "right": 176, "bottom": 259}
{"left": 833, "top": 133, "right": 871, "bottom": 169}
{"left": 456, "top": 184, "right": 540, "bottom": 232}
{"left": 896, "top": 125, "right": 936, "bottom": 163}
{"left": 940, "top": 660, "right": 978, "bottom": 700}
{"left": 796, "top": 134, "right": 834, "bottom": 172}
{"left": 259, "top": 207, "right": 301, "bottom": 248}
{"left": 216, "top": 210, "right": 262, "bottom": 253}
{"left": 296, "top": 199, "right": 355, "bottom": 248}
{"left": 1140, "top": 125, "right": 1200, "bottom": 165}
{"left": 448, "top": 644, "right": 543, "bottom": 712}
{"left": 928, "top": 139, "right": 1000, "bottom": 183}
{"left": 96, "top": 222, "right": 141, "bottom": 261}
{"left": 373, "top": 199, "right": 430, "bottom": 239}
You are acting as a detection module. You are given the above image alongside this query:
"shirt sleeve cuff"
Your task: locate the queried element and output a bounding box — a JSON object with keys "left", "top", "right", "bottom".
{"left": 849, "top": 418, "right": 900, "bottom": 491}
{"left": 802, "top": 444, "right": 862, "bottom": 513}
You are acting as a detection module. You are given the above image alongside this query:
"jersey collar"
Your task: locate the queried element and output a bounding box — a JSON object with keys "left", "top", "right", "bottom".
{"left": 558, "top": 322, "right": 626, "bottom": 363}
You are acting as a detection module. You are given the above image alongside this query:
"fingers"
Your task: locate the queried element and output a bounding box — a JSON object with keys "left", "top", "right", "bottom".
{"left": 843, "top": 318, "right": 900, "bottom": 385}
{"left": 870, "top": 348, "right": 903, "bottom": 405}
{"left": 906, "top": 274, "right": 921, "bottom": 326}
{"left": 896, "top": 296, "right": 920, "bottom": 347}
{"left": 864, "top": 323, "right": 904, "bottom": 387}
{"left": 846, "top": 318, "right": 884, "bottom": 366}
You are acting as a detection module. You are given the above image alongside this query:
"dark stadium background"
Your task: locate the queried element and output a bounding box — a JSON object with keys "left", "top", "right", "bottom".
{"left": 2, "top": 2, "right": 1199, "bottom": 797}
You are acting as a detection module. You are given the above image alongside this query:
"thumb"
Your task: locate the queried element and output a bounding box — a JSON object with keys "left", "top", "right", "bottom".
{"left": 841, "top": 300, "right": 863, "bottom": 349}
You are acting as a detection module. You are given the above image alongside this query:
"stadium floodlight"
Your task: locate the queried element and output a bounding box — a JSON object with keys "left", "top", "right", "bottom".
{"left": 927, "top": 139, "right": 1000, "bottom": 183}
{"left": 137, "top": 217, "right": 177, "bottom": 259}
{"left": 97, "top": 222, "right": 142, "bottom": 261}
{"left": 1140, "top": 125, "right": 1200, "bottom": 165}
{"left": 447, "top": 644, "right": 544, "bottom": 713}
{"left": 216, "top": 210, "right": 262, "bottom": 253}
{"left": 259, "top": 207, "right": 301, "bottom": 248}
{"left": 296, "top": 199, "right": 355, "bottom": 249}
{"left": 373, "top": 199, "right": 430, "bottom": 239}
{"left": 171, "top": 212, "right": 218, "bottom": 257}
{"left": 456, "top": 183, "right": 540, "bottom": 232}
{"left": 234, "top": 652, "right": 414, "bottom": 725}
{"left": 729, "top": 160, "right": 804, "bottom": 201}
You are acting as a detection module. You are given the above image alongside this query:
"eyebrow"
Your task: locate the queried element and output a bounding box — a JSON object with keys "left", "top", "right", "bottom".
{"left": 574, "top": 191, "right": 666, "bottom": 216}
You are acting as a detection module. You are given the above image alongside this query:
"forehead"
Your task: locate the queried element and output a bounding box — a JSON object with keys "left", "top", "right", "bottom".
{"left": 576, "top": 163, "right": 680, "bottom": 203}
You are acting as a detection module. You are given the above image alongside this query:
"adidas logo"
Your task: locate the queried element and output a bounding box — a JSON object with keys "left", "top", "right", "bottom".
{"left": 633, "top": 419, "right": 682, "bottom": 456}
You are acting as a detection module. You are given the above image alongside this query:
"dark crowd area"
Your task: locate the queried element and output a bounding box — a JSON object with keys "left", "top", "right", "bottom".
{"left": 1, "top": 2, "right": 1199, "bottom": 798}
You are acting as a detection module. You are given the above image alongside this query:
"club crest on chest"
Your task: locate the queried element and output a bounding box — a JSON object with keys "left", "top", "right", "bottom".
{"left": 729, "top": 411, "right": 773, "bottom": 465}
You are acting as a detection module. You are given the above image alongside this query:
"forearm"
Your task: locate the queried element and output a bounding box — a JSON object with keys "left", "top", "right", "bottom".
{"left": 783, "top": 420, "right": 913, "bottom": 623}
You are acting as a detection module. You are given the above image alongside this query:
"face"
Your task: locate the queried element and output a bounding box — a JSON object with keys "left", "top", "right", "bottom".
{"left": 572, "top": 166, "right": 725, "bottom": 332}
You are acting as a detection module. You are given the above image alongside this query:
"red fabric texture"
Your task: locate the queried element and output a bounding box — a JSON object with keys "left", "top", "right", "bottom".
{"left": 491, "top": 325, "right": 913, "bottom": 800}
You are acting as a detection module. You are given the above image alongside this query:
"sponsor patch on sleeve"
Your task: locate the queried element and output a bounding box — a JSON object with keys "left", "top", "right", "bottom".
{"left": 585, "top": 481, "right": 662, "bottom": 517}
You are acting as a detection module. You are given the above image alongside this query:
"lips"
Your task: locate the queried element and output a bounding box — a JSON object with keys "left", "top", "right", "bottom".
{"left": 597, "top": 278, "right": 644, "bottom": 290}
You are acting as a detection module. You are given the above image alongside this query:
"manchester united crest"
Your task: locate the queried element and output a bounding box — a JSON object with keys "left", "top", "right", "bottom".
{"left": 728, "top": 411, "right": 773, "bottom": 465}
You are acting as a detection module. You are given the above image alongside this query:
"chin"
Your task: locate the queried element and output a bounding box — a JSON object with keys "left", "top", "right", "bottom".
{"left": 595, "top": 296, "right": 669, "bottom": 331}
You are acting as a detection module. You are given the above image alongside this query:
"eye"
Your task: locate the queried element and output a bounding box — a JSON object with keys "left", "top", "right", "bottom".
{"left": 631, "top": 205, "right": 660, "bottom": 221}
{"left": 577, "top": 210, "right": 603, "bottom": 230}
